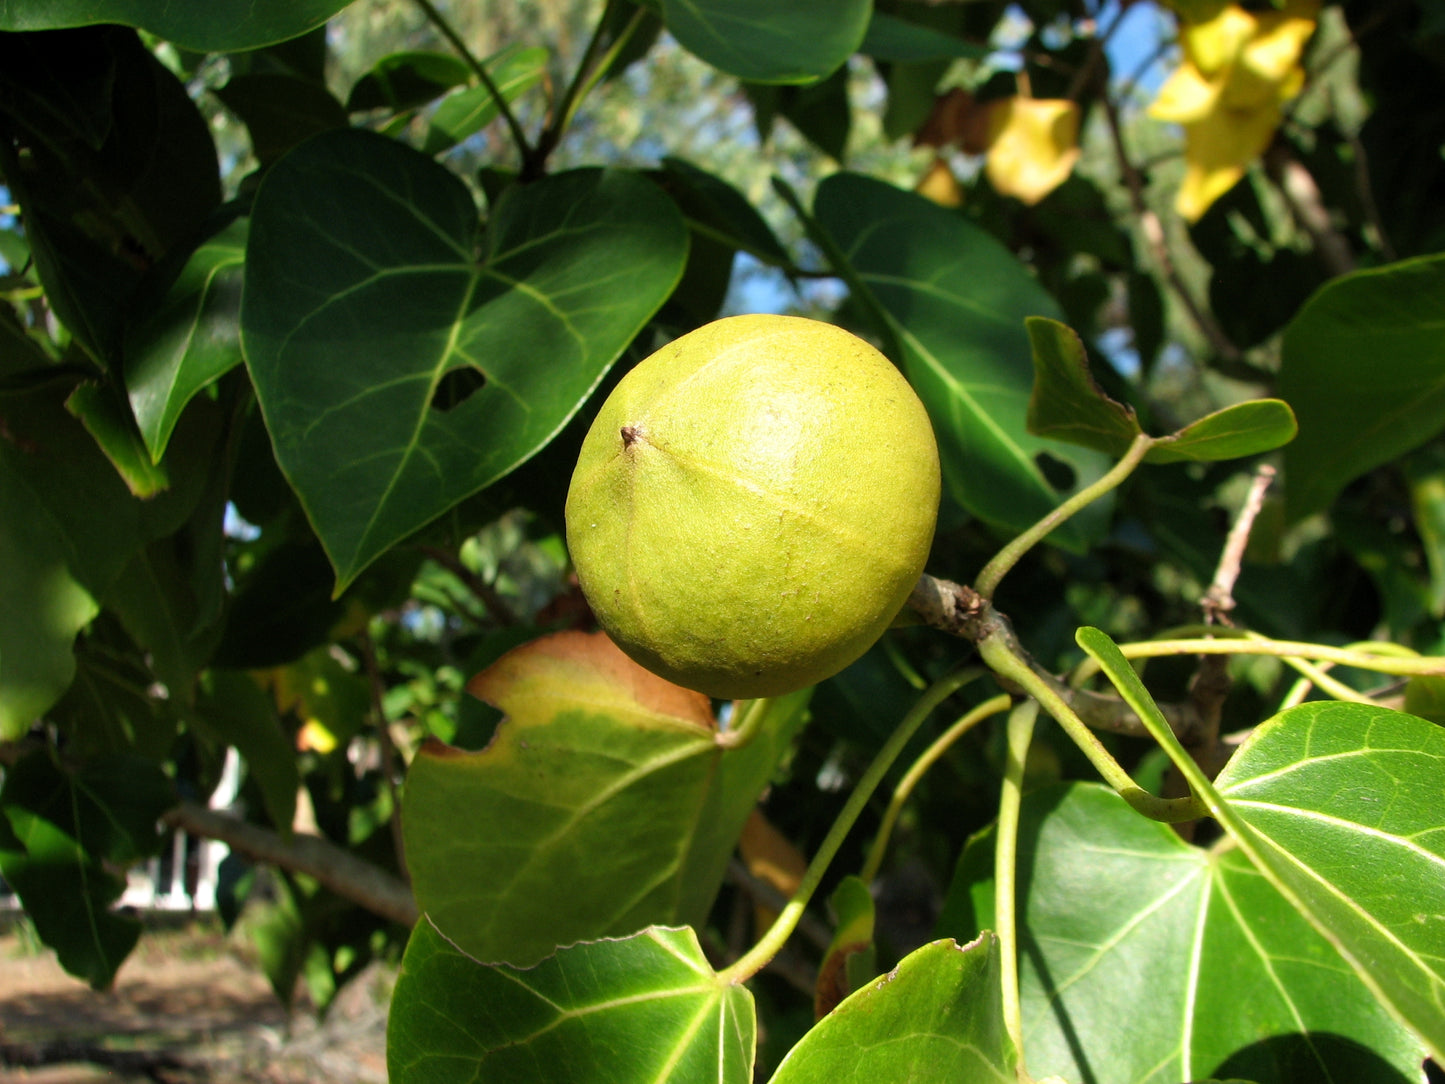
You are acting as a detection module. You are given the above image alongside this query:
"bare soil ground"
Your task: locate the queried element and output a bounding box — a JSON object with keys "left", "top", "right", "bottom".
{"left": 0, "top": 921, "right": 389, "bottom": 1084}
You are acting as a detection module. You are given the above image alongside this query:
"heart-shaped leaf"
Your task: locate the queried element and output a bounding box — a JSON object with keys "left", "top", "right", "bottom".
{"left": 770, "top": 935, "right": 1015, "bottom": 1083}
{"left": 126, "top": 217, "right": 247, "bottom": 462}
{"left": 939, "top": 783, "right": 1429, "bottom": 1083}
{"left": 811, "top": 173, "right": 1112, "bottom": 550}
{"left": 0, "top": 0, "right": 355, "bottom": 52}
{"left": 659, "top": 0, "right": 870, "bottom": 84}
{"left": 403, "top": 631, "right": 810, "bottom": 967}
{"left": 241, "top": 129, "right": 688, "bottom": 590}
{"left": 1280, "top": 253, "right": 1445, "bottom": 521}
{"left": 387, "top": 920, "right": 755, "bottom": 1084}
{"left": 1214, "top": 701, "right": 1445, "bottom": 1063}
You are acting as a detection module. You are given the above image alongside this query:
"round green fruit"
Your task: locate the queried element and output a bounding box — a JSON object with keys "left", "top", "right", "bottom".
{"left": 565, "top": 314, "right": 941, "bottom": 700}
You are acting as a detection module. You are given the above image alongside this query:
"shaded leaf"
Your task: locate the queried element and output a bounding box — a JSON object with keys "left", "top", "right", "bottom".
{"left": 1213, "top": 702, "right": 1445, "bottom": 1063}
{"left": 403, "top": 631, "right": 808, "bottom": 967}
{"left": 0, "top": 376, "right": 147, "bottom": 738}
{"left": 213, "top": 73, "right": 348, "bottom": 166}
{"left": 771, "top": 936, "right": 1014, "bottom": 1083}
{"left": 861, "top": 11, "right": 989, "bottom": 62}
{"left": 659, "top": 0, "right": 869, "bottom": 84}
{"left": 65, "top": 381, "right": 168, "bottom": 496}
{"left": 811, "top": 172, "right": 1112, "bottom": 550}
{"left": 0, "top": 0, "right": 355, "bottom": 52}
{"left": 387, "top": 920, "right": 755, "bottom": 1084}
{"left": 125, "top": 217, "right": 247, "bottom": 462}
{"left": 940, "top": 783, "right": 1429, "bottom": 1084}
{"left": 0, "top": 751, "right": 174, "bottom": 989}
{"left": 346, "top": 51, "right": 474, "bottom": 114}
{"left": 746, "top": 67, "right": 852, "bottom": 161}
{"left": 241, "top": 129, "right": 688, "bottom": 590}
{"left": 193, "top": 670, "right": 300, "bottom": 831}
{"left": 1280, "top": 254, "right": 1445, "bottom": 521}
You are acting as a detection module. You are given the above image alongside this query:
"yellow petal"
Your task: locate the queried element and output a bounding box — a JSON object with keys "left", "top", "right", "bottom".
{"left": 1176, "top": 99, "right": 1282, "bottom": 221}
{"left": 984, "top": 98, "right": 1081, "bottom": 206}
{"left": 1149, "top": 60, "right": 1220, "bottom": 123}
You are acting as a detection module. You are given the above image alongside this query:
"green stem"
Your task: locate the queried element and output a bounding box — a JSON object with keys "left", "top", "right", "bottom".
{"left": 414, "top": 0, "right": 532, "bottom": 160}
{"left": 996, "top": 699, "right": 1038, "bottom": 1081}
{"left": 1076, "top": 634, "right": 1445, "bottom": 678}
{"left": 975, "top": 433, "right": 1155, "bottom": 600}
{"left": 979, "top": 635, "right": 1203, "bottom": 823}
{"left": 718, "top": 667, "right": 981, "bottom": 986}
{"left": 719, "top": 697, "right": 773, "bottom": 749}
{"left": 859, "top": 694, "right": 1011, "bottom": 885}
{"left": 526, "top": 0, "right": 644, "bottom": 176}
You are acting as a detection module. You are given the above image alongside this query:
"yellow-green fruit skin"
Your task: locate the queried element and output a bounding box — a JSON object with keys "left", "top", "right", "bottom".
{"left": 565, "top": 314, "right": 941, "bottom": 700}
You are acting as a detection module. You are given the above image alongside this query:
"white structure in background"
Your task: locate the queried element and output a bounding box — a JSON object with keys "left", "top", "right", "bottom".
{"left": 118, "top": 747, "right": 242, "bottom": 912}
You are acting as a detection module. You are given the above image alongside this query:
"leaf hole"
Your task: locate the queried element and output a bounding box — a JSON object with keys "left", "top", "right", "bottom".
{"left": 1035, "top": 452, "right": 1076, "bottom": 493}
{"left": 430, "top": 366, "right": 487, "bottom": 412}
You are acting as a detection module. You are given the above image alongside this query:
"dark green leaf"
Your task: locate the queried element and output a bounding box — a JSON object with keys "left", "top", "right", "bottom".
{"left": 241, "top": 129, "right": 687, "bottom": 589}
{"left": 1280, "top": 254, "right": 1445, "bottom": 521}
{"left": 346, "top": 51, "right": 474, "bottom": 113}
{"left": 1024, "top": 315, "right": 1141, "bottom": 452}
{"left": 403, "top": 631, "right": 808, "bottom": 967}
{"left": 770, "top": 936, "right": 1014, "bottom": 1083}
{"left": 0, "top": 751, "right": 174, "bottom": 989}
{"left": 193, "top": 670, "right": 300, "bottom": 831}
{"left": 861, "top": 11, "right": 990, "bottom": 62}
{"left": 747, "top": 67, "right": 851, "bottom": 161}
{"left": 64, "top": 381, "right": 168, "bottom": 496}
{"left": 213, "top": 73, "right": 348, "bottom": 166}
{"left": 1214, "top": 702, "right": 1445, "bottom": 1063}
{"left": 660, "top": 157, "right": 790, "bottom": 265}
{"left": 814, "top": 875, "right": 877, "bottom": 1019}
{"left": 125, "top": 217, "right": 247, "bottom": 462}
{"left": 387, "top": 920, "right": 755, "bottom": 1084}
{"left": 0, "top": 377, "right": 147, "bottom": 738}
{"left": 659, "top": 0, "right": 869, "bottom": 84}
{"left": 812, "top": 172, "right": 1112, "bottom": 550}
{"left": 940, "top": 783, "right": 1429, "bottom": 1083}
{"left": 0, "top": 0, "right": 355, "bottom": 52}
{"left": 0, "top": 27, "right": 221, "bottom": 367}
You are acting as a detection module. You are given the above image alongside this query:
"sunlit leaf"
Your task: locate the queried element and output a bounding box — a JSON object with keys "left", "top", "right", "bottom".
{"left": 940, "top": 783, "right": 1429, "bottom": 1083}
{"left": 771, "top": 936, "right": 1015, "bottom": 1083}
{"left": 420, "top": 45, "right": 548, "bottom": 155}
{"left": 1148, "top": 398, "right": 1297, "bottom": 463}
{"left": 403, "top": 631, "right": 809, "bottom": 967}
{"left": 1280, "top": 254, "right": 1445, "bottom": 521}
{"left": 388, "top": 921, "right": 755, "bottom": 1084}
{"left": 1214, "top": 701, "right": 1445, "bottom": 1063}
{"left": 241, "top": 129, "right": 687, "bottom": 590}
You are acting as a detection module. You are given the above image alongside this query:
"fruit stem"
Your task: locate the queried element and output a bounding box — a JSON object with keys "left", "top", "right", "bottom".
{"left": 719, "top": 697, "right": 772, "bottom": 749}
{"left": 717, "top": 666, "right": 983, "bottom": 987}
{"left": 975, "top": 432, "right": 1154, "bottom": 600}
{"left": 996, "top": 697, "right": 1038, "bottom": 1078}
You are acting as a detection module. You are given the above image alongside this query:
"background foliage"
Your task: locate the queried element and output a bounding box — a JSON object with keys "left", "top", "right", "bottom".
{"left": 2, "top": 1, "right": 1444, "bottom": 1081}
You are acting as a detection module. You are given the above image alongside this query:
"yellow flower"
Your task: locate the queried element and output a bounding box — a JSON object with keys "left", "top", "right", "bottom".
{"left": 984, "top": 97, "right": 1082, "bottom": 206}
{"left": 1150, "top": 1, "right": 1319, "bottom": 220}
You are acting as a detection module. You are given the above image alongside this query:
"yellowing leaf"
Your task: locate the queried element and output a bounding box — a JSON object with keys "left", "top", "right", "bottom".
{"left": 1175, "top": 99, "right": 1283, "bottom": 221}
{"left": 984, "top": 97, "right": 1081, "bottom": 206}
{"left": 1149, "top": 60, "right": 1220, "bottom": 124}
{"left": 915, "top": 155, "right": 964, "bottom": 207}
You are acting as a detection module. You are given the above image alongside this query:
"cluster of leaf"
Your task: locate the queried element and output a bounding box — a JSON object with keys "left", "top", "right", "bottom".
{"left": 1, "top": 0, "right": 1444, "bottom": 1081}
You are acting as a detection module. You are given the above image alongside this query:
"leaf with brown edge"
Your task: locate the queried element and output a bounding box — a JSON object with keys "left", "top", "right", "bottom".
{"left": 403, "top": 630, "right": 810, "bottom": 966}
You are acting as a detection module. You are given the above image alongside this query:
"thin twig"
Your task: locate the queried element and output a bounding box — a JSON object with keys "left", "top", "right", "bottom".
{"left": 1202, "top": 464, "right": 1276, "bottom": 625}
{"left": 418, "top": 544, "right": 520, "bottom": 627}
{"left": 1264, "top": 145, "right": 1355, "bottom": 277}
{"left": 414, "top": 0, "right": 532, "bottom": 161}
{"left": 1100, "top": 95, "right": 1241, "bottom": 361}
